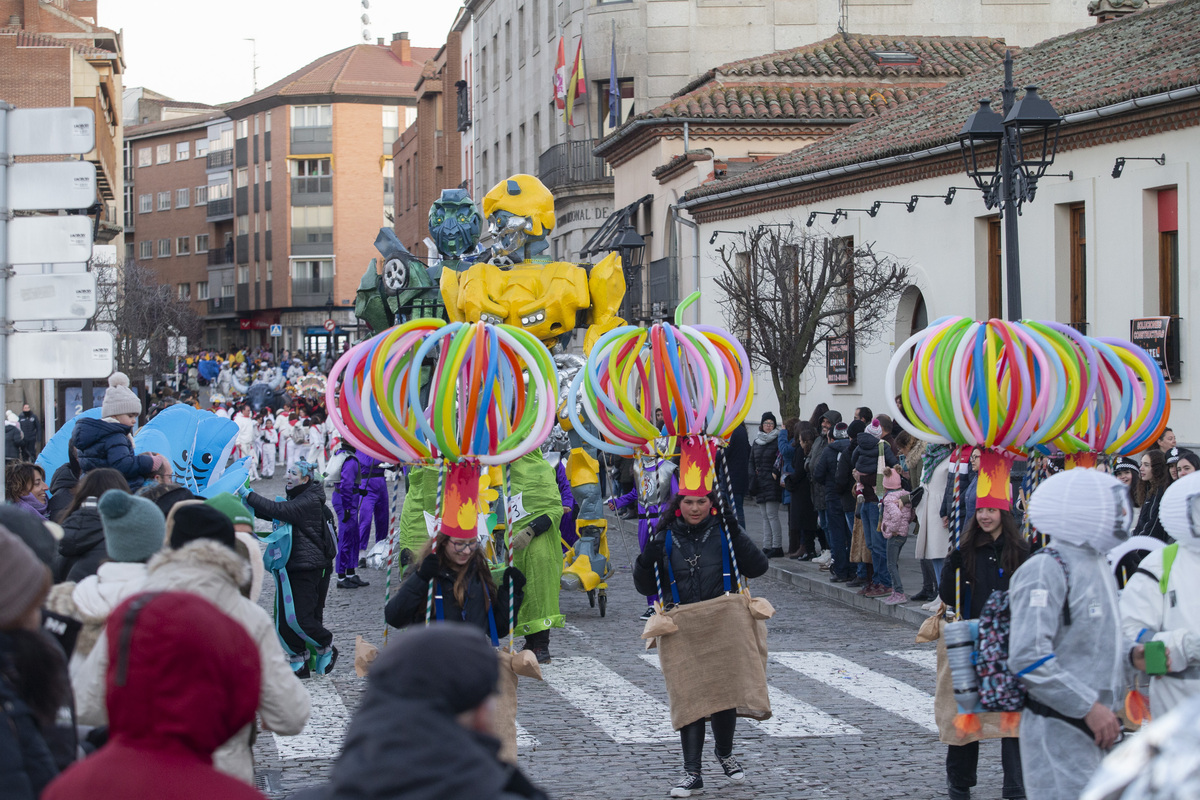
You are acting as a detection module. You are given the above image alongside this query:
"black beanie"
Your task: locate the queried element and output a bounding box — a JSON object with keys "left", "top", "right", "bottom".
{"left": 371, "top": 623, "right": 499, "bottom": 714}
{"left": 166, "top": 502, "right": 237, "bottom": 551}
{"left": 760, "top": 411, "right": 777, "bottom": 426}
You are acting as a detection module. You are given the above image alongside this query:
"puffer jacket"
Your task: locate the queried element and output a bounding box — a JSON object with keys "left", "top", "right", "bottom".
{"left": 46, "top": 463, "right": 79, "bottom": 522}
{"left": 5, "top": 422, "right": 23, "bottom": 460}
{"left": 850, "top": 432, "right": 897, "bottom": 502}
{"left": 53, "top": 500, "right": 107, "bottom": 583}
{"left": 386, "top": 563, "right": 525, "bottom": 637}
{"left": 245, "top": 479, "right": 334, "bottom": 570}
{"left": 748, "top": 430, "right": 783, "bottom": 503}
{"left": 814, "top": 437, "right": 854, "bottom": 513}
{"left": 74, "top": 539, "right": 310, "bottom": 785}
{"left": 45, "top": 561, "right": 149, "bottom": 679}
{"left": 633, "top": 514, "right": 769, "bottom": 604}
{"left": 71, "top": 417, "right": 154, "bottom": 488}
{"left": 0, "top": 632, "right": 60, "bottom": 798}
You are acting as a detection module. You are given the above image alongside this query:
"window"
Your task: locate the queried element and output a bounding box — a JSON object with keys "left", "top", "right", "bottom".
{"left": 518, "top": 7, "right": 526, "bottom": 65}
{"left": 196, "top": 234, "right": 210, "bottom": 253}
{"left": 532, "top": 0, "right": 539, "bottom": 48}
{"left": 266, "top": 260, "right": 273, "bottom": 281}
{"left": 1069, "top": 203, "right": 1086, "bottom": 333}
{"left": 291, "top": 105, "right": 332, "bottom": 128}
{"left": 156, "top": 144, "right": 170, "bottom": 164}
{"left": 383, "top": 106, "right": 399, "bottom": 148}
{"left": 290, "top": 158, "right": 331, "bottom": 177}
{"left": 157, "top": 191, "right": 171, "bottom": 211}
{"left": 265, "top": 161, "right": 272, "bottom": 182}
{"left": 1155, "top": 187, "right": 1179, "bottom": 317}
{"left": 158, "top": 238, "right": 171, "bottom": 257}
{"left": 254, "top": 114, "right": 260, "bottom": 136}
{"left": 505, "top": 21, "right": 512, "bottom": 76}
{"left": 291, "top": 206, "right": 333, "bottom": 245}
{"left": 236, "top": 168, "right": 249, "bottom": 188}
{"left": 221, "top": 283, "right": 235, "bottom": 298}
{"left": 236, "top": 119, "right": 248, "bottom": 138}
{"left": 546, "top": 0, "right": 553, "bottom": 40}
{"left": 238, "top": 266, "right": 249, "bottom": 284}
{"left": 293, "top": 259, "right": 333, "bottom": 293}
{"left": 480, "top": 46, "right": 488, "bottom": 95}
{"left": 236, "top": 215, "right": 249, "bottom": 236}
{"left": 987, "top": 216, "right": 1002, "bottom": 320}
{"left": 176, "top": 188, "right": 189, "bottom": 208}
{"left": 176, "top": 141, "right": 190, "bottom": 161}
{"left": 253, "top": 165, "right": 259, "bottom": 185}
{"left": 255, "top": 263, "right": 260, "bottom": 282}
{"left": 125, "top": 242, "right": 134, "bottom": 262}
{"left": 195, "top": 185, "right": 208, "bottom": 205}
{"left": 492, "top": 34, "right": 499, "bottom": 87}
{"left": 177, "top": 283, "right": 191, "bottom": 301}
{"left": 265, "top": 112, "right": 271, "bottom": 132}
{"left": 197, "top": 281, "right": 209, "bottom": 300}
{"left": 138, "top": 147, "right": 152, "bottom": 167}
{"left": 195, "top": 138, "right": 208, "bottom": 157}
{"left": 254, "top": 213, "right": 260, "bottom": 234}
{"left": 265, "top": 214, "right": 271, "bottom": 231}
{"left": 176, "top": 236, "right": 191, "bottom": 256}
{"left": 138, "top": 193, "right": 152, "bottom": 213}
{"left": 139, "top": 240, "right": 152, "bottom": 259}
{"left": 598, "top": 77, "right": 636, "bottom": 137}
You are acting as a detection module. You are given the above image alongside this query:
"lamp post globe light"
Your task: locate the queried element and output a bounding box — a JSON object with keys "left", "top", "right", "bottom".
{"left": 613, "top": 222, "right": 646, "bottom": 322}
{"left": 958, "top": 51, "right": 1063, "bottom": 321}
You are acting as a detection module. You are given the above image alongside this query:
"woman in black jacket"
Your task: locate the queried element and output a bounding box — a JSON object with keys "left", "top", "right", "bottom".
{"left": 748, "top": 412, "right": 784, "bottom": 557}
{"left": 386, "top": 532, "right": 524, "bottom": 638}
{"left": 52, "top": 469, "right": 130, "bottom": 583}
{"left": 788, "top": 423, "right": 826, "bottom": 560}
{"left": 937, "top": 506, "right": 1030, "bottom": 800}
{"left": 633, "top": 490, "right": 769, "bottom": 798}
{"left": 1134, "top": 447, "right": 1172, "bottom": 541}
{"left": 243, "top": 459, "right": 338, "bottom": 676}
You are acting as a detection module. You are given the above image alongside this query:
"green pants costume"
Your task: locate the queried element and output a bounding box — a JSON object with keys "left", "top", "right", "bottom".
{"left": 507, "top": 452, "right": 565, "bottom": 637}
{"left": 398, "top": 466, "right": 439, "bottom": 575}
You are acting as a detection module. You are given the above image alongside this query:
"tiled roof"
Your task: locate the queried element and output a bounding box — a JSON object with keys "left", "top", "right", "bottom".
{"left": 0, "top": 26, "right": 115, "bottom": 58}
{"left": 127, "top": 109, "right": 227, "bottom": 138}
{"left": 684, "top": 0, "right": 1200, "bottom": 203}
{"left": 227, "top": 43, "right": 439, "bottom": 113}
{"left": 645, "top": 83, "right": 940, "bottom": 121}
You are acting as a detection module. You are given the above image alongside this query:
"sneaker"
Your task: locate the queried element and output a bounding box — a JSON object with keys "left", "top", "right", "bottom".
{"left": 814, "top": 551, "right": 832, "bottom": 565}
{"left": 865, "top": 583, "right": 892, "bottom": 598}
{"left": 671, "top": 774, "right": 704, "bottom": 797}
{"left": 641, "top": 606, "right": 656, "bottom": 621}
{"left": 313, "top": 645, "right": 339, "bottom": 676}
{"left": 819, "top": 561, "right": 832, "bottom": 571}
{"left": 290, "top": 660, "right": 310, "bottom": 679}
{"left": 855, "top": 581, "right": 874, "bottom": 595}
{"left": 847, "top": 576, "right": 867, "bottom": 588}
{"left": 910, "top": 590, "right": 935, "bottom": 602}
{"left": 922, "top": 598, "right": 943, "bottom": 612}
{"left": 349, "top": 574, "right": 371, "bottom": 587}
{"left": 337, "top": 577, "right": 360, "bottom": 589}
{"left": 716, "top": 751, "right": 745, "bottom": 782}
{"left": 883, "top": 591, "right": 908, "bottom": 605}
{"left": 527, "top": 646, "right": 551, "bottom": 665}
{"left": 830, "top": 574, "right": 851, "bottom": 583}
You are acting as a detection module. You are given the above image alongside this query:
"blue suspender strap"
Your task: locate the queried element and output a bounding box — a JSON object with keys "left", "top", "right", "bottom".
{"left": 721, "top": 528, "right": 733, "bottom": 593}
{"left": 433, "top": 579, "right": 445, "bottom": 622}
{"left": 664, "top": 531, "right": 681, "bottom": 605}
{"left": 487, "top": 604, "right": 500, "bottom": 647}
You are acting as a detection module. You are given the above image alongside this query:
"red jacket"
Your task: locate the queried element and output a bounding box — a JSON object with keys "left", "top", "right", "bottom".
{"left": 43, "top": 592, "right": 264, "bottom": 800}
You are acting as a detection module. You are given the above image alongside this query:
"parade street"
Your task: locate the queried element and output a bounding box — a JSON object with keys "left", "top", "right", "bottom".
{"left": 248, "top": 471, "right": 984, "bottom": 800}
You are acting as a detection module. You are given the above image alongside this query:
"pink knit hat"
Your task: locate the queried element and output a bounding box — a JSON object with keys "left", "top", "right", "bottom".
{"left": 882, "top": 467, "right": 902, "bottom": 491}
{"left": 865, "top": 419, "right": 883, "bottom": 439}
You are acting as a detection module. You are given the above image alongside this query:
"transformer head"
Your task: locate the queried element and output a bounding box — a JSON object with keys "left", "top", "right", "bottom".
{"left": 428, "top": 189, "right": 482, "bottom": 258}
{"left": 483, "top": 175, "right": 556, "bottom": 236}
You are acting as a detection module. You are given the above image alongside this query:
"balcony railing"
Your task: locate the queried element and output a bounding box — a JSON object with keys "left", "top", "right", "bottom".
{"left": 291, "top": 276, "right": 333, "bottom": 307}
{"left": 208, "top": 246, "right": 234, "bottom": 267}
{"left": 538, "top": 139, "right": 612, "bottom": 191}
{"left": 206, "top": 197, "right": 233, "bottom": 220}
{"left": 456, "top": 80, "right": 471, "bottom": 132}
{"left": 291, "top": 176, "right": 332, "bottom": 194}
{"left": 207, "top": 148, "right": 233, "bottom": 169}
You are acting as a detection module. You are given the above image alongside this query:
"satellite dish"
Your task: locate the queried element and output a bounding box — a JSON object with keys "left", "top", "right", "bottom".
{"left": 361, "top": 0, "right": 369, "bottom": 7}
{"left": 361, "top": 13, "right": 370, "bottom": 24}
{"left": 362, "top": 29, "right": 372, "bottom": 41}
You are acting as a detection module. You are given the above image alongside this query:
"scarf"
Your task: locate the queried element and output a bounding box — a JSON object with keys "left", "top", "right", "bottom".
{"left": 922, "top": 443, "right": 952, "bottom": 487}
{"left": 753, "top": 429, "right": 779, "bottom": 447}
{"left": 18, "top": 493, "right": 48, "bottom": 520}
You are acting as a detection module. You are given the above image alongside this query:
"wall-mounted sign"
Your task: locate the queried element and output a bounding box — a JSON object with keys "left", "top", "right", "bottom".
{"left": 826, "top": 336, "right": 855, "bottom": 385}
{"left": 1130, "top": 316, "right": 1180, "bottom": 382}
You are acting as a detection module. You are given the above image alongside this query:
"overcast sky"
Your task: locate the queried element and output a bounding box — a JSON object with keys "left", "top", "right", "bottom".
{"left": 105, "top": 1, "right": 463, "bottom": 106}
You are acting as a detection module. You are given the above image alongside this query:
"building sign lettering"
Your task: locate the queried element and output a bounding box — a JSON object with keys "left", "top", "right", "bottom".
{"left": 1130, "top": 316, "right": 1179, "bottom": 382}
{"left": 826, "top": 336, "right": 855, "bottom": 385}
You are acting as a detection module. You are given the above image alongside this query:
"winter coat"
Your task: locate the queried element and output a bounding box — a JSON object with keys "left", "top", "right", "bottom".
{"left": 880, "top": 490, "right": 913, "bottom": 539}
{"left": 45, "top": 561, "right": 149, "bottom": 680}
{"left": 53, "top": 500, "right": 107, "bottom": 583}
{"left": 807, "top": 435, "right": 829, "bottom": 512}
{"left": 748, "top": 430, "right": 783, "bottom": 503}
{"left": 386, "top": 564, "right": 524, "bottom": 638}
{"left": 5, "top": 422, "right": 23, "bottom": 459}
{"left": 633, "top": 514, "right": 769, "bottom": 604}
{"left": 814, "top": 437, "right": 854, "bottom": 513}
{"left": 778, "top": 430, "right": 796, "bottom": 505}
{"left": 74, "top": 540, "right": 310, "bottom": 784}
{"left": 0, "top": 632, "right": 60, "bottom": 799}
{"left": 914, "top": 454, "right": 953, "bottom": 561}
{"left": 246, "top": 479, "right": 334, "bottom": 571}
{"left": 940, "top": 467, "right": 977, "bottom": 526}
{"left": 788, "top": 443, "right": 819, "bottom": 530}
{"left": 46, "top": 463, "right": 79, "bottom": 522}
{"left": 725, "top": 425, "right": 751, "bottom": 495}
{"left": 44, "top": 593, "right": 265, "bottom": 800}
{"left": 1134, "top": 486, "right": 1170, "bottom": 542}
{"left": 850, "top": 432, "right": 897, "bottom": 502}
{"left": 71, "top": 416, "right": 154, "bottom": 488}
{"left": 938, "top": 533, "right": 1030, "bottom": 619}
{"left": 18, "top": 411, "right": 39, "bottom": 447}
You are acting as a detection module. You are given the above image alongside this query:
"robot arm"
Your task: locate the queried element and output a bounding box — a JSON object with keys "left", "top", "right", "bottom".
{"left": 585, "top": 251, "right": 628, "bottom": 353}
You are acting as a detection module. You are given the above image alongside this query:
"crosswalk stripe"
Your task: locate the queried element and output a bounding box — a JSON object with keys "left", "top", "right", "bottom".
{"left": 274, "top": 677, "right": 350, "bottom": 760}
{"left": 516, "top": 721, "right": 540, "bottom": 750}
{"left": 541, "top": 656, "right": 678, "bottom": 743}
{"left": 886, "top": 649, "right": 938, "bottom": 671}
{"left": 638, "top": 654, "right": 862, "bottom": 738}
{"left": 772, "top": 651, "right": 938, "bottom": 732}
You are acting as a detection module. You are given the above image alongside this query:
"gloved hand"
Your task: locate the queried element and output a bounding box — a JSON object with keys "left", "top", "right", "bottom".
{"left": 642, "top": 532, "right": 667, "bottom": 563}
{"left": 510, "top": 514, "right": 552, "bottom": 552}
{"left": 236, "top": 481, "right": 251, "bottom": 500}
{"left": 417, "top": 553, "right": 441, "bottom": 581}
{"left": 150, "top": 452, "right": 169, "bottom": 475}
{"left": 400, "top": 548, "right": 413, "bottom": 568}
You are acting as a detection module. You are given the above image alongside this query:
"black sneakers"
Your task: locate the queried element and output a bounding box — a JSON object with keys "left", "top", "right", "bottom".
{"left": 671, "top": 774, "right": 704, "bottom": 797}
{"left": 641, "top": 606, "right": 656, "bottom": 621}
{"left": 716, "top": 751, "right": 745, "bottom": 782}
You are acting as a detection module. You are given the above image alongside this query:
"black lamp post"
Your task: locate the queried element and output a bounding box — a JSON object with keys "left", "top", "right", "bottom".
{"left": 959, "top": 51, "right": 1062, "bottom": 320}
{"left": 324, "top": 292, "right": 335, "bottom": 356}
{"left": 613, "top": 223, "right": 645, "bottom": 322}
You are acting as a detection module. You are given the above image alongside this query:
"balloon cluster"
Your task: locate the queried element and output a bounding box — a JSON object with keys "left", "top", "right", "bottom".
{"left": 886, "top": 316, "right": 1169, "bottom": 455}
{"left": 566, "top": 293, "right": 754, "bottom": 456}
{"left": 326, "top": 318, "right": 558, "bottom": 466}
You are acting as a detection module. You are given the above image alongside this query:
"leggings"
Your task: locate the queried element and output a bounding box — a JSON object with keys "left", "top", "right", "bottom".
{"left": 761, "top": 500, "right": 783, "bottom": 549}
{"left": 680, "top": 708, "right": 738, "bottom": 774}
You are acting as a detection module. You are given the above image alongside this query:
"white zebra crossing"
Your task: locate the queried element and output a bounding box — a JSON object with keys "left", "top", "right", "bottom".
{"left": 638, "top": 653, "right": 862, "bottom": 738}
{"left": 516, "top": 721, "right": 540, "bottom": 750}
{"left": 539, "top": 656, "right": 678, "bottom": 742}
{"left": 886, "top": 648, "right": 938, "bottom": 671}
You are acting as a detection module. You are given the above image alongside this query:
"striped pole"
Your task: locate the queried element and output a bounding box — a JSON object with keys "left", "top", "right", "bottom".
{"left": 381, "top": 468, "right": 402, "bottom": 645}
{"left": 503, "top": 462, "right": 517, "bottom": 652}
{"left": 425, "top": 462, "right": 447, "bottom": 626}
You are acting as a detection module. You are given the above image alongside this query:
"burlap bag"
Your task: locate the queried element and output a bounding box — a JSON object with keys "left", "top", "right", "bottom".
{"left": 850, "top": 514, "right": 870, "bottom": 563}
{"left": 926, "top": 613, "right": 1019, "bottom": 745}
{"left": 652, "top": 592, "right": 771, "bottom": 730}
{"left": 492, "top": 649, "right": 543, "bottom": 764}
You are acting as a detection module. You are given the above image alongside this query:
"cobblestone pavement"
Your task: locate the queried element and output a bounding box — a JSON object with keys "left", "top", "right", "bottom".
{"left": 247, "top": 473, "right": 1007, "bottom": 800}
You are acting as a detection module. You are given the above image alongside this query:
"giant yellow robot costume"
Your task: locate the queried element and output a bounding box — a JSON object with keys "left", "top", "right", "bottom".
{"left": 441, "top": 174, "right": 625, "bottom": 601}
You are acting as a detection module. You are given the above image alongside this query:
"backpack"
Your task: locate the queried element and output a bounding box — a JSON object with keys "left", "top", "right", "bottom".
{"left": 292, "top": 424, "right": 308, "bottom": 445}
{"left": 975, "top": 547, "right": 1071, "bottom": 712}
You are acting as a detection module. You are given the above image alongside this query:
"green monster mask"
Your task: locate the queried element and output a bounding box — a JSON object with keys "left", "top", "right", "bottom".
{"left": 429, "top": 189, "right": 482, "bottom": 259}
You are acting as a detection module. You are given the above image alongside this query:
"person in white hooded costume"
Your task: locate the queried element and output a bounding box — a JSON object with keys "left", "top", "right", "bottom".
{"left": 1120, "top": 470, "right": 1200, "bottom": 718}
{"left": 1009, "top": 468, "right": 1144, "bottom": 800}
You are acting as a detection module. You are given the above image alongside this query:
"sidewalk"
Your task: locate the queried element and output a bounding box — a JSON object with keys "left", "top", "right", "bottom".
{"left": 739, "top": 498, "right": 932, "bottom": 628}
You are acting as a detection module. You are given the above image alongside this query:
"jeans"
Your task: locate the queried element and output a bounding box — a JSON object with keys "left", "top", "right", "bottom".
{"left": 862, "top": 501, "right": 890, "bottom": 588}
{"left": 947, "top": 738, "right": 1024, "bottom": 798}
{"left": 885, "top": 535, "right": 908, "bottom": 594}
{"left": 920, "top": 558, "right": 939, "bottom": 594}
{"left": 824, "top": 501, "right": 852, "bottom": 578}
{"left": 761, "top": 500, "right": 783, "bottom": 550}
{"left": 680, "top": 708, "right": 738, "bottom": 774}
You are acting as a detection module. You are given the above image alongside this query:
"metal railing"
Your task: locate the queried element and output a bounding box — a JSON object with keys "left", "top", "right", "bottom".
{"left": 207, "top": 247, "right": 234, "bottom": 267}
{"left": 207, "top": 148, "right": 233, "bottom": 169}
{"left": 456, "top": 80, "right": 471, "bottom": 132}
{"left": 291, "top": 176, "right": 332, "bottom": 194}
{"left": 206, "top": 197, "right": 233, "bottom": 219}
{"left": 537, "top": 139, "right": 611, "bottom": 191}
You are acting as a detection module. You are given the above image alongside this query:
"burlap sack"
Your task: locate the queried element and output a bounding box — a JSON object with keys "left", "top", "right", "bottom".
{"left": 354, "top": 635, "right": 379, "bottom": 677}
{"left": 655, "top": 592, "right": 771, "bottom": 730}
{"left": 930, "top": 615, "right": 1019, "bottom": 745}
{"left": 850, "top": 514, "right": 869, "bottom": 563}
{"left": 493, "top": 651, "right": 520, "bottom": 764}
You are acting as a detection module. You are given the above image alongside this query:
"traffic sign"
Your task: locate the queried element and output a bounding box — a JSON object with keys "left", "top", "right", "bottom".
{"left": 5, "top": 107, "right": 95, "bottom": 156}
{"left": 7, "top": 331, "right": 113, "bottom": 379}
{"left": 8, "top": 273, "right": 96, "bottom": 323}
{"left": 8, "top": 162, "right": 96, "bottom": 211}
{"left": 7, "top": 216, "right": 93, "bottom": 264}
{"left": 270, "top": 324, "right": 283, "bottom": 337}
{"left": 323, "top": 319, "right": 336, "bottom": 332}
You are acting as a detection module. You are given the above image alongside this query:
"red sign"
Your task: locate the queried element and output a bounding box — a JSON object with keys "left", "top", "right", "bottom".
{"left": 323, "top": 319, "right": 337, "bottom": 332}
{"left": 239, "top": 315, "right": 282, "bottom": 330}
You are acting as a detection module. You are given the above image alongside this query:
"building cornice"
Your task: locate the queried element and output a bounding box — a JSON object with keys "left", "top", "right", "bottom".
{"left": 595, "top": 117, "right": 859, "bottom": 167}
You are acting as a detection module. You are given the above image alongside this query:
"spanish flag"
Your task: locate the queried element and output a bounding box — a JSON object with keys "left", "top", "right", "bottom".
{"left": 565, "top": 37, "right": 585, "bottom": 125}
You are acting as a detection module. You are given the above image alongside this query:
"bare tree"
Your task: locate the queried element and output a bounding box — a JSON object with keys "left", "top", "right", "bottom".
{"left": 93, "top": 259, "right": 201, "bottom": 383}
{"left": 713, "top": 225, "right": 909, "bottom": 419}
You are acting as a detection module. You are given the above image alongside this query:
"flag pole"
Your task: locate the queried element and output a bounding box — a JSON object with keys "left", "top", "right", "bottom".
{"left": 582, "top": 34, "right": 594, "bottom": 143}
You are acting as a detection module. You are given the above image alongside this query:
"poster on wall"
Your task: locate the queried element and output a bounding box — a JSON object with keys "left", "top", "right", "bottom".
{"left": 826, "top": 336, "right": 855, "bottom": 385}
{"left": 1130, "top": 316, "right": 1179, "bottom": 382}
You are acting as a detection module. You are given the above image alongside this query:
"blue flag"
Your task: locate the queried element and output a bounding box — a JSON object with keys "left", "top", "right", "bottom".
{"left": 608, "top": 23, "right": 619, "bottom": 129}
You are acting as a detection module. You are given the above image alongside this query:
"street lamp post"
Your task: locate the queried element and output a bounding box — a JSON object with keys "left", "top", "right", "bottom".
{"left": 959, "top": 51, "right": 1062, "bottom": 321}
{"left": 612, "top": 223, "right": 645, "bottom": 322}
{"left": 324, "top": 293, "right": 335, "bottom": 357}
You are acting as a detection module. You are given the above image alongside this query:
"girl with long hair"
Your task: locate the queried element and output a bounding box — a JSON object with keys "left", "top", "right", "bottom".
{"left": 52, "top": 468, "right": 131, "bottom": 582}
{"left": 1135, "top": 448, "right": 1172, "bottom": 541}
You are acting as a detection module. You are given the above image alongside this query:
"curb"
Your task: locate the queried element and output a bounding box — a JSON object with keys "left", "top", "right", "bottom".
{"left": 764, "top": 560, "right": 929, "bottom": 628}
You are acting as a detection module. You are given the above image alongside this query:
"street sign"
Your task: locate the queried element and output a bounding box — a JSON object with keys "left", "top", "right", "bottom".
{"left": 5, "top": 107, "right": 95, "bottom": 156}
{"left": 270, "top": 324, "right": 283, "bottom": 337}
{"left": 7, "top": 216, "right": 93, "bottom": 264}
{"left": 8, "top": 162, "right": 96, "bottom": 211}
{"left": 8, "top": 273, "right": 96, "bottom": 322}
{"left": 7, "top": 331, "right": 113, "bottom": 379}
{"left": 323, "top": 319, "right": 336, "bottom": 332}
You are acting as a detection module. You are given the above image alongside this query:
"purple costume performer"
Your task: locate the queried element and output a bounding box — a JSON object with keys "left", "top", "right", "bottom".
{"left": 610, "top": 452, "right": 677, "bottom": 607}
{"left": 354, "top": 453, "right": 389, "bottom": 553}
{"left": 333, "top": 451, "right": 390, "bottom": 574}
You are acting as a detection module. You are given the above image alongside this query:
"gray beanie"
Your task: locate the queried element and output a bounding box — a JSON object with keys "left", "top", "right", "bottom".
{"left": 99, "top": 489, "right": 166, "bottom": 562}
{"left": 101, "top": 372, "right": 142, "bottom": 418}
{"left": 0, "top": 527, "right": 51, "bottom": 630}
